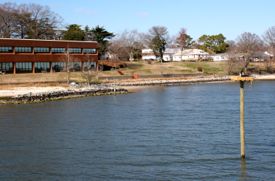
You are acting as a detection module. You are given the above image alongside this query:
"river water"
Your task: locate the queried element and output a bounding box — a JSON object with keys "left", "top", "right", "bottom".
{"left": 0, "top": 81, "right": 275, "bottom": 180}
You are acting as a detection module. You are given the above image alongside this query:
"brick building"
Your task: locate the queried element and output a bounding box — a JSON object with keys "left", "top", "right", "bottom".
{"left": 0, "top": 38, "right": 98, "bottom": 74}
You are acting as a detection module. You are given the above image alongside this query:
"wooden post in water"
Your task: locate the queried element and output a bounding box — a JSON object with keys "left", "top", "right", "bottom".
{"left": 231, "top": 76, "right": 253, "bottom": 159}
{"left": 240, "top": 80, "right": 245, "bottom": 159}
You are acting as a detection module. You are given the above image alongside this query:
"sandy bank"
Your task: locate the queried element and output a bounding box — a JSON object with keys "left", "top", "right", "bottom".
{"left": 252, "top": 74, "right": 275, "bottom": 80}
{"left": 0, "top": 86, "right": 67, "bottom": 97}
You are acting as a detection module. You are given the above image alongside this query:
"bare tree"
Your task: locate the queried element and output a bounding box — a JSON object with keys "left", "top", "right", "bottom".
{"left": 0, "top": 3, "right": 17, "bottom": 38}
{"left": 262, "top": 26, "right": 275, "bottom": 73}
{"left": 225, "top": 40, "right": 242, "bottom": 75}
{"left": 176, "top": 28, "right": 194, "bottom": 60}
{"left": 177, "top": 28, "right": 187, "bottom": 51}
{"left": 236, "top": 32, "right": 264, "bottom": 58}
{"left": 0, "top": 2, "right": 62, "bottom": 39}
{"left": 13, "top": 5, "right": 31, "bottom": 39}
{"left": 109, "top": 30, "right": 143, "bottom": 61}
{"left": 19, "top": 3, "right": 62, "bottom": 39}
{"left": 81, "top": 55, "right": 98, "bottom": 85}
{"left": 235, "top": 32, "right": 264, "bottom": 74}
{"left": 263, "top": 26, "right": 275, "bottom": 60}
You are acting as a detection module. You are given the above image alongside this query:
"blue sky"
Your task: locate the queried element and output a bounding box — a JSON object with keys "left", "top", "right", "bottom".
{"left": 4, "top": 0, "right": 275, "bottom": 40}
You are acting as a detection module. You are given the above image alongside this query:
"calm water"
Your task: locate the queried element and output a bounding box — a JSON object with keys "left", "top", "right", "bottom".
{"left": 1, "top": 81, "right": 275, "bottom": 180}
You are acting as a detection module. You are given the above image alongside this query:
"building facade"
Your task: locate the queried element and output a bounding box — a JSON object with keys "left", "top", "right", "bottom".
{"left": 211, "top": 53, "right": 229, "bottom": 62}
{"left": 141, "top": 49, "right": 156, "bottom": 60}
{"left": 142, "top": 48, "right": 209, "bottom": 62}
{"left": 0, "top": 39, "right": 98, "bottom": 74}
{"left": 173, "top": 49, "right": 209, "bottom": 61}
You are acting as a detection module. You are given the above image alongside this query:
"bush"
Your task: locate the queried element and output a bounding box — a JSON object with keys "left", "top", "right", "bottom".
{"left": 197, "top": 67, "right": 203, "bottom": 72}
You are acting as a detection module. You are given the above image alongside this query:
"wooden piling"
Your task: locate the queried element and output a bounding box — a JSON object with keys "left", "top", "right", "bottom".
{"left": 240, "top": 80, "right": 245, "bottom": 159}
{"left": 231, "top": 76, "right": 253, "bottom": 159}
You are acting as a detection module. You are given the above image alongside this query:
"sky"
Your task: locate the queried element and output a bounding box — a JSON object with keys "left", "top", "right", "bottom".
{"left": 3, "top": 0, "right": 275, "bottom": 40}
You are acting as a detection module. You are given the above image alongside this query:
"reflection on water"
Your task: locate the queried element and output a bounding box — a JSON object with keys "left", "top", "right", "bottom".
{"left": 0, "top": 81, "right": 275, "bottom": 180}
{"left": 240, "top": 159, "right": 247, "bottom": 181}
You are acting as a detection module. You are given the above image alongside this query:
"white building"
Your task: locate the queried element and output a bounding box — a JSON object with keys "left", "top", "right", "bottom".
{"left": 211, "top": 53, "right": 229, "bottom": 62}
{"left": 252, "top": 51, "right": 273, "bottom": 62}
{"left": 173, "top": 49, "right": 209, "bottom": 61}
{"left": 163, "top": 48, "right": 180, "bottom": 61}
{"left": 142, "top": 48, "right": 180, "bottom": 61}
{"left": 142, "top": 48, "right": 210, "bottom": 61}
{"left": 142, "top": 49, "right": 156, "bottom": 60}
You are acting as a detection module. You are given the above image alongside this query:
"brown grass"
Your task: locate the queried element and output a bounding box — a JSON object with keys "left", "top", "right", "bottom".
{"left": 0, "top": 61, "right": 231, "bottom": 87}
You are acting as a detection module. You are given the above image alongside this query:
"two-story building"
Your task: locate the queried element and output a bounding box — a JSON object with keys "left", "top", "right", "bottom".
{"left": 0, "top": 38, "right": 98, "bottom": 74}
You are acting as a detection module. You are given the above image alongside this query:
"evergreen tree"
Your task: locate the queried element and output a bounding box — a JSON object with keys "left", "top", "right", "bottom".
{"left": 90, "top": 26, "right": 115, "bottom": 59}
{"left": 63, "top": 24, "right": 85, "bottom": 40}
{"left": 198, "top": 34, "right": 229, "bottom": 54}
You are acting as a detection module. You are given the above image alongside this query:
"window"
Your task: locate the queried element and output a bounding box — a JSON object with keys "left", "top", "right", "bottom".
{"left": 83, "top": 62, "right": 96, "bottom": 70}
{"left": 52, "top": 62, "right": 65, "bottom": 72}
{"left": 16, "top": 62, "right": 32, "bottom": 73}
{"left": 68, "top": 48, "right": 81, "bottom": 54}
{"left": 0, "top": 62, "right": 12, "bottom": 72}
{"left": 51, "top": 48, "right": 65, "bottom": 53}
{"left": 34, "top": 47, "right": 50, "bottom": 53}
{"left": 83, "top": 48, "right": 96, "bottom": 54}
{"left": 0, "top": 47, "right": 13, "bottom": 53}
{"left": 15, "top": 47, "right": 32, "bottom": 53}
{"left": 35, "top": 62, "right": 49, "bottom": 72}
{"left": 70, "top": 62, "right": 81, "bottom": 71}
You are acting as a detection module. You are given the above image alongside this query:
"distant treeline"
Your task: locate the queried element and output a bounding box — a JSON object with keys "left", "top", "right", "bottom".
{"left": 0, "top": 2, "right": 275, "bottom": 62}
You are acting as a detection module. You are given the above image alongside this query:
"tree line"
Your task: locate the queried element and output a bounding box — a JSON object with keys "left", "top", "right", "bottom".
{"left": 1, "top": 2, "right": 275, "bottom": 62}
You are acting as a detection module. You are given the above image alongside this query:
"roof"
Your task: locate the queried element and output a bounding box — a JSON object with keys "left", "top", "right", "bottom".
{"left": 174, "top": 49, "right": 209, "bottom": 56}
{"left": 211, "top": 53, "right": 229, "bottom": 57}
{"left": 0, "top": 38, "right": 98, "bottom": 48}
{"left": 0, "top": 38, "right": 97, "bottom": 44}
{"left": 252, "top": 51, "right": 273, "bottom": 57}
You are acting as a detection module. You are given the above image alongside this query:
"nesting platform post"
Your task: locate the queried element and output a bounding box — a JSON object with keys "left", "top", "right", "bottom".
{"left": 231, "top": 76, "right": 254, "bottom": 159}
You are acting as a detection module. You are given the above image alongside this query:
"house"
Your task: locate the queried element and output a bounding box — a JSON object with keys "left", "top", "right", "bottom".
{"left": 230, "top": 51, "right": 273, "bottom": 62}
{"left": 142, "top": 49, "right": 156, "bottom": 60}
{"left": 142, "top": 48, "right": 180, "bottom": 61}
{"left": 251, "top": 51, "right": 273, "bottom": 62}
{"left": 142, "top": 48, "right": 210, "bottom": 61}
{"left": 211, "top": 53, "right": 229, "bottom": 62}
{"left": 163, "top": 48, "right": 180, "bottom": 61}
{"left": 173, "top": 49, "right": 209, "bottom": 61}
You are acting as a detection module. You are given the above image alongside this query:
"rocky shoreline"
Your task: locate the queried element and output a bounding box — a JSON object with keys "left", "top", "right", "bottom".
{"left": 0, "top": 86, "right": 128, "bottom": 104}
{"left": 108, "top": 76, "right": 231, "bottom": 86}
{"left": 1, "top": 74, "right": 274, "bottom": 104}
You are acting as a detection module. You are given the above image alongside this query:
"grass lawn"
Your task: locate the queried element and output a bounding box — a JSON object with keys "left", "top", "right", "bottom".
{"left": 105, "top": 61, "right": 228, "bottom": 76}
{"left": 0, "top": 61, "right": 231, "bottom": 86}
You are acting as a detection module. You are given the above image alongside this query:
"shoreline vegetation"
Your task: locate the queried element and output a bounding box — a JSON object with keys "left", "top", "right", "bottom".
{"left": 1, "top": 61, "right": 275, "bottom": 104}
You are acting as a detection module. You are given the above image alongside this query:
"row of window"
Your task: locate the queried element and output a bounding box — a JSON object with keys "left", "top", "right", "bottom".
{"left": 0, "top": 47, "right": 13, "bottom": 53}
{"left": 0, "top": 47, "right": 97, "bottom": 54}
{"left": 0, "top": 62, "right": 96, "bottom": 73}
